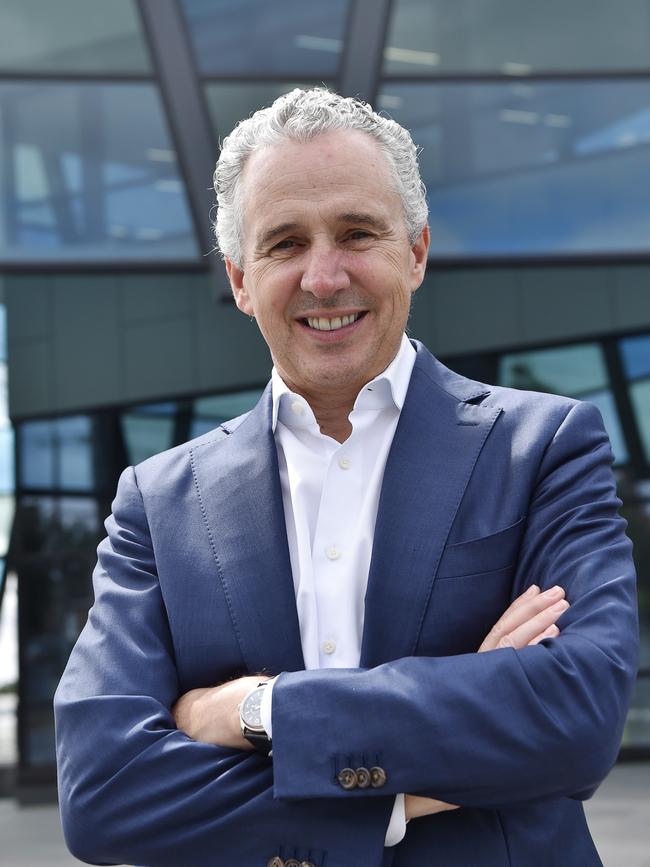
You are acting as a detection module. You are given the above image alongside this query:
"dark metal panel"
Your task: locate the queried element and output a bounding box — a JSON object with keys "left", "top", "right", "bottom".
{"left": 339, "top": 0, "right": 392, "bottom": 103}
{"left": 136, "top": 0, "right": 229, "bottom": 298}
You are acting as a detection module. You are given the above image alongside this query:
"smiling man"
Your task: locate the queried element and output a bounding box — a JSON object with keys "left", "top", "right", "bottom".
{"left": 55, "top": 89, "right": 638, "bottom": 867}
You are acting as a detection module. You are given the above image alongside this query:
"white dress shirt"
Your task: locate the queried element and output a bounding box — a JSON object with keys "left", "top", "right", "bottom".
{"left": 261, "top": 333, "right": 416, "bottom": 847}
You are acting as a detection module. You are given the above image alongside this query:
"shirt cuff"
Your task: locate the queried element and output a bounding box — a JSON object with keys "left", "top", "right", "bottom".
{"left": 260, "top": 677, "right": 276, "bottom": 737}
{"left": 384, "top": 793, "right": 407, "bottom": 847}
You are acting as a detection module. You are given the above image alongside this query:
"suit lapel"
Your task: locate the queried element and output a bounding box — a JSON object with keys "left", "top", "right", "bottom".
{"left": 190, "top": 386, "right": 305, "bottom": 675}
{"left": 360, "top": 346, "right": 502, "bottom": 668}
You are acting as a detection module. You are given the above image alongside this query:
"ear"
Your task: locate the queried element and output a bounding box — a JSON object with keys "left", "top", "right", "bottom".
{"left": 225, "top": 258, "right": 254, "bottom": 316}
{"left": 409, "top": 225, "right": 430, "bottom": 293}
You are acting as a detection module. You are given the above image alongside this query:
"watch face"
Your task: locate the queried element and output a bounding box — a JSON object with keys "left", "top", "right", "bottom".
{"left": 241, "top": 686, "right": 265, "bottom": 730}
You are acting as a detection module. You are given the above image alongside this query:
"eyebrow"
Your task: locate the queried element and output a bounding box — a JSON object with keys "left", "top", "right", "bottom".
{"left": 256, "top": 222, "right": 299, "bottom": 250}
{"left": 256, "top": 213, "right": 390, "bottom": 250}
{"left": 338, "top": 212, "right": 390, "bottom": 231}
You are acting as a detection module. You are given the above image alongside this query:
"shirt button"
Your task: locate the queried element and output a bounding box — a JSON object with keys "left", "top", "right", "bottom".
{"left": 326, "top": 546, "right": 341, "bottom": 560}
{"left": 322, "top": 640, "right": 336, "bottom": 654}
{"left": 338, "top": 456, "right": 351, "bottom": 470}
{"left": 290, "top": 400, "right": 304, "bottom": 416}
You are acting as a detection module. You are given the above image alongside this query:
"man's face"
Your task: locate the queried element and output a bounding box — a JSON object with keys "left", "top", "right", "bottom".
{"left": 226, "top": 129, "right": 429, "bottom": 400}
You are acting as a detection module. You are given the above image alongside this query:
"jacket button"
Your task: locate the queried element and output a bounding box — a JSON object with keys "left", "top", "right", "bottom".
{"left": 284, "top": 860, "right": 300, "bottom": 867}
{"left": 355, "top": 766, "right": 371, "bottom": 788}
{"left": 370, "top": 766, "right": 387, "bottom": 788}
{"left": 267, "top": 858, "right": 284, "bottom": 867}
{"left": 338, "top": 767, "right": 358, "bottom": 789}
{"left": 300, "top": 862, "right": 316, "bottom": 867}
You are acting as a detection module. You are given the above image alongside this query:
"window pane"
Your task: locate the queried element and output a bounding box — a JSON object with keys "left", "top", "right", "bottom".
{"left": 206, "top": 82, "right": 326, "bottom": 141}
{"left": 19, "top": 422, "right": 55, "bottom": 489}
{"left": 620, "top": 335, "right": 650, "bottom": 462}
{"left": 378, "top": 80, "right": 650, "bottom": 258}
{"left": 0, "top": 0, "right": 150, "bottom": 73}
{"left": 19, "top": 416, "right": 94, "bottom": 491}
{"left": 621, "top": 335, "right": 650, "bottom": 381}
{"left": 630, "top": 381, "right": 650, "bottom": 463}
{"left": 385, "top": 0, "right": 650, "bottom": 75}
{"left": 192, "top": 389, "right": 262, "bottom": 438}
{"left": 499, "top": 344, "right": 628, "bottom": 464}
{"left": 0, "top": 83, "right": 199, "bottom": 262}
{"left": 121, "top": 404, "right": 177, "bottom": 465}
{"left": 180, "top": 0, "right": 349, "bottom": 75}
{"left": 499, "top": 345, "right": 608, "bottom": 395}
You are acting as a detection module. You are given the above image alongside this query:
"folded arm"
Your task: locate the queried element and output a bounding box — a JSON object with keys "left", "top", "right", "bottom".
{"left": 266, "top": 402, "right": 638, "bottom": 807}
{"left": 54, "top": 466, "right": 394, "bottom": 866}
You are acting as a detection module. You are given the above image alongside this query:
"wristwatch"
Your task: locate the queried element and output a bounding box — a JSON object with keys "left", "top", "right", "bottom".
{"left": 239, "top": 681, "right": 272, "bottom": 756}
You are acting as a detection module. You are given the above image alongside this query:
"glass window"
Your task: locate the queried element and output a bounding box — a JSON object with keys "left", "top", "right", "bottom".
{"left": 0, "top": 83, "right": 199, "bottom": 263}
{"left": 191, "top": 389, "right": 262, "bottom": 438}
{"left": 180, "top": 0, "right": 349, "bottom": 76}
{"left": 617, "top": 476, "right": 650, "bottom": 748}
{"left": 378, "top": 80, "right": 650, "bottom": 258}
{"left": 121, "top": 403, "right": 177, "bottom": 465}
{"left": 19, "top": 416, "right": 94, "bottom": 491}
{"left": 18, "top": 496, "right": 99, "bottom": 557}
{"left": 499, "top": 344, "right": 628, "bottom": 464}
{"left": 205, "top": 82, "right": 326, "bottom": 141}
{"left": 384, "top": 0, "right": 650, "bottom": 75}
{"left": 620, "top": 335, "right": 650, "bottom": 463}
{"left": 0, "top": 0, "right": 151, "bottom": 74}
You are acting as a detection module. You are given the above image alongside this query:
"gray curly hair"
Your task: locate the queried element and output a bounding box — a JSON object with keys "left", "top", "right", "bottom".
{"left": 213, "top": 87, "right": 428, "bottom": 267}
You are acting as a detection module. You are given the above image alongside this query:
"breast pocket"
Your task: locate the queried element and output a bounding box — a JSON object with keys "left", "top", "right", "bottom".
{"left": 416, "top": 517, "right": 526, "bottom": 657}
{"left": 437, "top": 515, "right": 526, "bottom": 579}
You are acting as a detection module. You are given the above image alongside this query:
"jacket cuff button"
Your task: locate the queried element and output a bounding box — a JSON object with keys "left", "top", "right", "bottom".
{"left": 337, "top": 767, "right": 358, "bottom": 789}
{"left": 370, "top": 766, "right": 387, "bottom": 788}
{"left": 267, "top": 858, "right": 284, "bottom": 867}
{"left": 355, "top": 766, "right": 371, "bottom": 788}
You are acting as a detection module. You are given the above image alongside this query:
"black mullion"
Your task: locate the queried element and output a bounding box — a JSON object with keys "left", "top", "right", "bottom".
{"left": 379, "top": 70, "right": 650, "bottom": 84}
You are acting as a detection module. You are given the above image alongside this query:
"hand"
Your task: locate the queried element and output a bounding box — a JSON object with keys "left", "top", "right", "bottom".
{"left": 172, "top": 675, "right": 269, "bottom": 749}
{"left": 478, "top": 583, "right": 569, "bottom": 653}
{"left": 404, "top": 585, "right": 569, "bottom": 821}
{"left": 405, "top": 794, "right": 459, "bottom": 821}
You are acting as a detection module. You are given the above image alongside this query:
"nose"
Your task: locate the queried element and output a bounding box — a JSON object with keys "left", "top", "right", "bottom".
{"left": 300, "top": 242, "right": 350, "bottom": 298}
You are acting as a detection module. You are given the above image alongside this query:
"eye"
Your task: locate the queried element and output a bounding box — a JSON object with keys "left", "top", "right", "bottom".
{"left": 346, "top": 229, "right": 372, "bottom": 242}
{"left": 273, "top": 238, "right": 296, "bottom": 250}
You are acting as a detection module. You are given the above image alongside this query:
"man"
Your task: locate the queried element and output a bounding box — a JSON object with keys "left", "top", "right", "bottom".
{"left": 55, "top": 89, "right": 638, "bottom": 866}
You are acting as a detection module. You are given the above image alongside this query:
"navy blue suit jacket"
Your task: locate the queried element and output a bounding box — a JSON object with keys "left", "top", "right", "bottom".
{"left": 55, "top": 342, "right": 639, "bottom": 866}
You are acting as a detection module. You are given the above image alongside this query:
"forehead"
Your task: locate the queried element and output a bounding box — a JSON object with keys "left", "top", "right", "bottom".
{"left": 239, "top": 130, "right": 402, "bottom": 242}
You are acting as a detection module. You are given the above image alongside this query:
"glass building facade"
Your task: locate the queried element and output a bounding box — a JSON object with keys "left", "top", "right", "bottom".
{"left": 1, "top": 0, "right": 649, "bottom": 791}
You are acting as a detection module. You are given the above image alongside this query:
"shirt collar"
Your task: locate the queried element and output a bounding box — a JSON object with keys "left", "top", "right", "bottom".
{"left": 271, "top": 333, "right": 416, "bottom": 432}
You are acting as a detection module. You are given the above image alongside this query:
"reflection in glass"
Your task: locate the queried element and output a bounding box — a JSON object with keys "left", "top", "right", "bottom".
{"left": 0, "top": 0, "right": 150, "bottom": 73}
{"left": 622, "top": 677, "right": 650, "bottom": 747}
{"left": 192, "top": 389, "right": 263, "bottom": 438}
{"left": 500, "top": 345, "right": 608, "bottom": 395}
{"left": 499, "top": 343, "right": 628, "bottom": 463}
{"left": 378, "top": 80, "right": 650, "bottom": 257}
{"left": 180, "top": 0, "right": 349, "bottom": 76}
{"left": 19, "top": 416, "right": 94, "bottom": 491}
{"left": 384, "top": 0, "right": 650, "bottom": 75}
{"left": 0, "top": 83, "right": 198, "bottom": 262}
{"left": 19, "top": 496, "right": 99, "bottom": 556}
{"left": 121, "top": 404, "right": 176, "bottom": 465}
{"left": 621, "top": 335, "right": 650, "bottom": 463}
{"left": 206, "top": 82, "right": 323, "bottom": 141}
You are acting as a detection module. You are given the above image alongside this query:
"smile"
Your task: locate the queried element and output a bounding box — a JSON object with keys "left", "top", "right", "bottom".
{"left": 305, "top": 312, "right": 363, "bottom": 331}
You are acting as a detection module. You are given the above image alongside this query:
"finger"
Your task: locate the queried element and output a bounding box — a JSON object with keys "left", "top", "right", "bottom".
{"left": 478, "top": 585, "right": 566, "bottom": 652}
{"left": 528, "top": 624, "right": 560, "bottom": 646}
{"left": 497, "top": 600, "right": 569, "bottom": 650}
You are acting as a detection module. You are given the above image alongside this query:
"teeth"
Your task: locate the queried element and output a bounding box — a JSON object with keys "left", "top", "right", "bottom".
{"left": 307, "top": 313, "right": 360, "bottom": 331}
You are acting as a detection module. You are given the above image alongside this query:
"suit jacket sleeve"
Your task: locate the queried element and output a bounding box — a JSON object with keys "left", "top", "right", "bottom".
{"left": 54, "top": 465, "right": 394, "bottom": 867}
{"left": 269, "top": 401, "right": 639, "bottom": 808}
